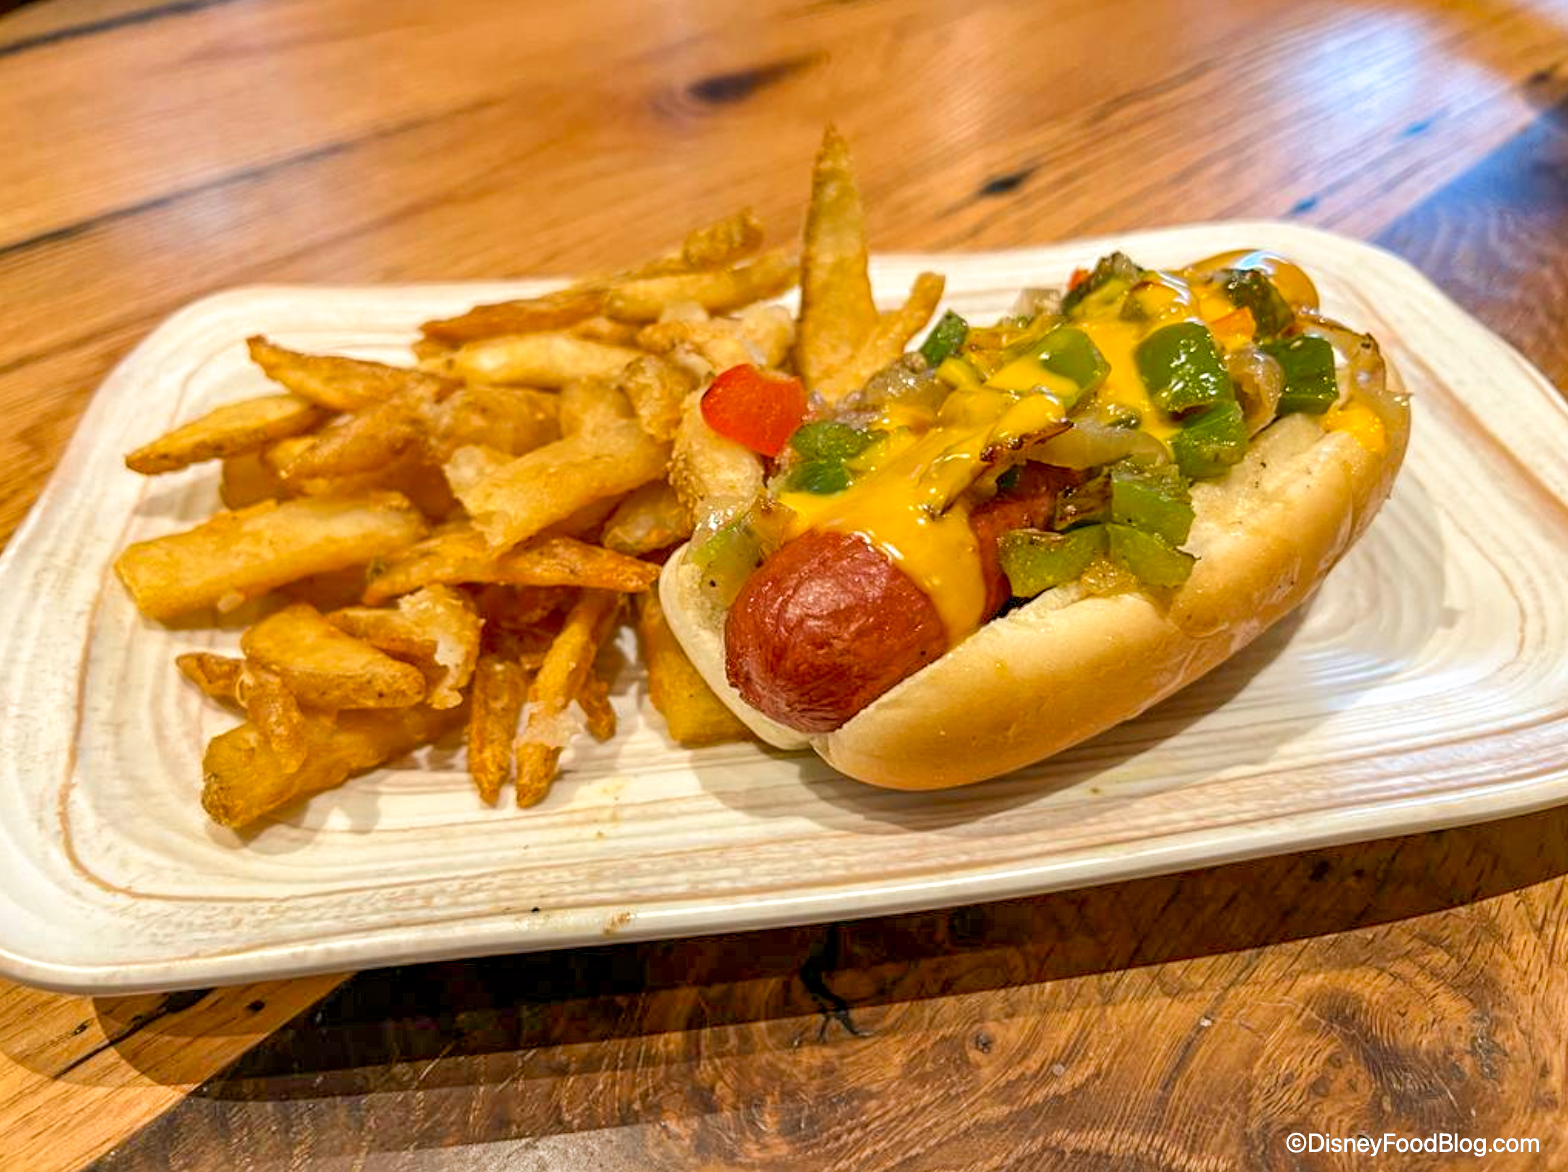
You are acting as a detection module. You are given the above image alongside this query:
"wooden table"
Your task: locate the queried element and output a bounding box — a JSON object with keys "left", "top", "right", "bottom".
{"left": 3, "top": 0, "right": 1568, "bottom": 1167}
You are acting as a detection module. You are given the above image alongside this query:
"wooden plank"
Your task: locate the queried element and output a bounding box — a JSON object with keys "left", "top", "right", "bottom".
{"left": 0, "top": 975, "right": 345, "bottom": 1172}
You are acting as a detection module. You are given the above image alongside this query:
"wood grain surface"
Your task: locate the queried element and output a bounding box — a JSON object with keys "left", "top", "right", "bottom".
{"left": 1, "top": 0, "right": 1567, "bottom": 1168}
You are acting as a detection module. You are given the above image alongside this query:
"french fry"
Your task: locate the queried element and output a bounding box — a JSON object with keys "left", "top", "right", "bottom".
{"left": 618, "top": 355, "right": 698, "bottom": 444}
{"left": 816, "top": 271, "right": 945, "bottom": 403}
{"left": 219, "top": 450, "right": 287, "bottom": 509}
{"left": 248, "top": 336, "right": 456, "bottom": 412}
{"left": 239, "top": 664, "right": 309, "bottom": 774}
{"left": 201, "top": 705, "right": 461, "bottom": 829}
{"left": 577, "top": 670, "right": 616, "bottom": 742}
{"left": 126, "top": 395, "right": 323, "bottom": 475}
{"left": 637, "top": 594, "right": 750, "bottom": 746}
{"left": 558, "top": 378, "right": 634, "bottom": 437}
{"left": 363, "top": 528, "right": 660, "bottom": 604}
{"left": 241, "top": 602, "right": 428, "bottom": 709}
{"left": 327, "top": 585, "right": 482, "bottom": 709}
{"left": 515, "top": 589, "right": 622, "bottom": 806}
{"left": 115, "top": 494, "right": 427, "bottom": 621}
{"left": 668, "top": 393, "right": 764, "bottom": 524}
{"left": 442, "top": 445, "right": 514, "bottom": 497}
{"left": 278, "top": 400, "right": 427, "bottom": 482}
{"left": 452, "top": 332, "right": 640, "bottom": 387}
{"left": 176, "top": 652, "right": 244, "bottom": 703}
{"left": 602, "top": 481, "right": 692, "bottom": 555}
{"left": 428, "top": 385, "right": 560, "bottom": 459}
{"left": 795, "top": 125, "right": 878, "bottom": 391}
{"left": 420, "top": 289, "right": 605, "bottom": 345}
{"left": 570, "top": 316, "right": 643, "bottom": 346}
{"left": 680, "top": 209, "right": 765, "bottom": 269}
{"left": 466, "top": 655, "right": 530, "bottom": 804}
{"left": 738, "top": 303, "right": 795, "bottom": 367}
{"left": 282, "top": 565, "right": 374, "bottom": 613}
{"left": 338, "top": 450, "right": 457, "bottom": 520}
{"left": 636, "top": 319, "right": 755, "bottom": 372}
{"left": 604, "top": 248, "right": 797, "bottom": 323}
{"left": 454, "top": 423, "right": 670, "bottom": 550}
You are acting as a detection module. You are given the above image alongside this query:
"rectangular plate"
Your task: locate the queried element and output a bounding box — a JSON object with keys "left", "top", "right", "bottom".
{"left": 4, "top": 222, "right": 1568, "bottom": 994}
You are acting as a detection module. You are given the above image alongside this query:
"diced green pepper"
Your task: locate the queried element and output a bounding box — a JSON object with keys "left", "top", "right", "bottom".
{"left": 1170, "top": 400, "right": 1249, "bottom": 479}
{"left": 1053, "top": 473, "right": 1111, "bottom": 529}
{"left": 1263, "top": 335, "right": 1338, "bottom": 415}
{"left": 1110, "top": 462, "right": 1194, "bottom": 545}
{"left": 986, "top": 326, "right": 1108, "bottom": 407}
{"left": 784, "top": 459, "right": 853, "bottom": 495}
{"left": 1135, "top": 322, "right": 1233, "bottom": 415}
{"left": 919, "top": 310, "right": 969, "bottom": 368}
{"left": 1222, "top": 269, "right": 1294, "bottom": 338}
{"left": 789, "top": 420, "right": 877, "bottom": 462}
{"left": 999, "top": 526, "right": 1107, "bottom": 598}
{"left": 1106, "top": 523, "right": 1195, "bottom": 588}
{"left": 690, "top": 515, "right": 765, "bottom": 606}
{"left": 1063, "top": 252, "right": 1143, "bottom": 317}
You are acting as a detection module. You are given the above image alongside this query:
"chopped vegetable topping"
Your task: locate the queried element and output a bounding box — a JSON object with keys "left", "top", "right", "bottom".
{"left": 1265, "top": 335, "right": 1339, "bottom": 415}
{"left": 701, "top": 365, "right": 807, "bottom": 457}
{"left": 919, "top": 310, "right": 970, "bottom": 368}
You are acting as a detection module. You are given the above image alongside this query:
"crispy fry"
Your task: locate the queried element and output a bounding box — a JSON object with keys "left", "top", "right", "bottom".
{"left": 466, "top": 655, "right": 530, "bottom": 804}
{"left": 364, "top": 527, "right": 660, "bottom": 604}
{"left": 558, "top": 378, "right": 634, "bottom": 437}
{"left": 328, "top": 585, "right": 481, "bottom": 709}
{"left": 420, "top": 289, "right": 605, "bottom": 345}
{"left": 577, "top": 670, "right": 616, "bottom": 741}
{"left": 795, "top": 125, "right": 878, "bottom": 391}
{"left": 636, "top": 319, "right": 755, "bottom": 372}
{"left": 680, "top": 209, "right": 765, "bottom": 269}
{"left": 241, "top": 602, "right": 428, "bottom": 709}
{"left": 220, "top": 450, "right": 287, "bottom": 509}
{"left": 738, "top": 303, "right": 795, "bottom": 367}
{"left": 281, "top": 565, "right": 374, "bottom": 612}
{"left": 454, "top": 423, "right": 670, "bottom": 550}
{"left": 604, "top": 248, "right": 797, "bottom": 323}
{"left": 280, "top": 403, "right": 424, "bottom": 482}
{"left": 201, "top": 705, "right": 461, "bottom": 829}
{"left": 176, "top": 652, "right": 244, "bottom": 703}
{"left": 816, "top": 271, "right": 945, "bottom": 402}
{"left": 442, "top": 445, "right": 514, "bottom": 497}
{"left": 618, "top": 354, "right": 698, "bottom": 443}
{"left": 248, "top": 336, "right": 456, "bottom": 412}
{"left": 637, "top": 593, "right": 750, "bottom": 746}
{"left": 126, "top": 395, "right": 323, "bottom": 475}
{"left": 570, "top": 316, "right": 643, "bottom": 346}
{"left": 239, "top": 663, "right": 309, "bottom": 774}
{"left": 602, "top": 481, "right": 692, "bottom": 555}
{"left": 348, "top": 451, "right": 457, "bottom": 519}
{"left": 428, "top": 385, "right": 560, "bottom": 459}
{"left": 115, "top": 494, "right": 427, "bottom": 621}
{"left": 515, "top": 589, "right": 622, "bottom": 806}
{"left": 668, "top": 392, "right": 764, "bottom": 524}
{"left": 452, "top": 332, "right": 640, "bottom": 387}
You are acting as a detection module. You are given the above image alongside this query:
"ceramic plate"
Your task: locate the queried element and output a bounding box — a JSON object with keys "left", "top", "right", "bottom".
{"left": 4, "top": 222, "right": 1566, "bottom": 993}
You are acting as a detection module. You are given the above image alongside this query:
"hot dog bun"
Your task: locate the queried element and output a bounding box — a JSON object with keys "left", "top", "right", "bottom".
{"left": 660, "top": 359, "right": 1409, "bottom": 788}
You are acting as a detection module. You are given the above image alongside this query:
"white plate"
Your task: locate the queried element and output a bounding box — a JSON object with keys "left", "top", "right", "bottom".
{"left": 4, "top": 222, "right": 1567, "bottom": 994}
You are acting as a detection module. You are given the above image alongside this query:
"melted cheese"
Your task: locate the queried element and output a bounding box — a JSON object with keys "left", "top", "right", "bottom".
{"left": 778, "top": 389, "right": 1065, "bottom": 641}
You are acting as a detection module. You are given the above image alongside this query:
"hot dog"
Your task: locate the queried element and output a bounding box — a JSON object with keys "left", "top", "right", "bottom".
{"left": 659, "top": 248, "right": 1411, "bottom": 788}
